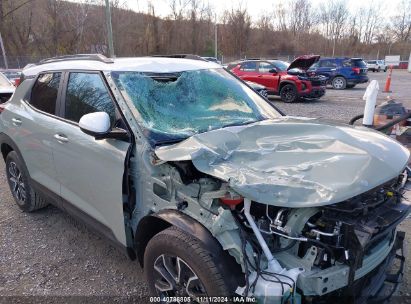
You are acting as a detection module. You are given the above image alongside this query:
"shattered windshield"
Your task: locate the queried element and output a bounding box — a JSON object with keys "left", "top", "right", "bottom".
{"left": 111, "top": 68, "right": 280, "bottom": 144}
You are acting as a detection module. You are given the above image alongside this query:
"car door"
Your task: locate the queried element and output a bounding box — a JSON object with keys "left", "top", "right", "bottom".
{"left": 52, "top": 71, "right": 130, "bottom": 245}
{"left": 257, "top": 61, "right": 280, "bottom": 92}
{"left": 313, "top": 60, "right": 337, "bottom": 78}
{"left": 236, "top": 61, "right": 260, "bottom": 83}
{"left": 3, "top": 72, "right": 63, "bottom": 198}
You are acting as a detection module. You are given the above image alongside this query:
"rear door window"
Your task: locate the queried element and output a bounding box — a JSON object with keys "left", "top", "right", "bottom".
{"left": 30, "top": 72, "right": 61, "bottom": 115}
{"left": 240, "top": 61, "right": 257, "bottom": 72}
{"left": 64, "top": 72, "right": 116, "bottom": 125}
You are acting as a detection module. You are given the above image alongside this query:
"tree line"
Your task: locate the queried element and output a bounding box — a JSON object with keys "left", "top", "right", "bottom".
{"left": 0, "top": 0, "right": 410, "bottom": 68}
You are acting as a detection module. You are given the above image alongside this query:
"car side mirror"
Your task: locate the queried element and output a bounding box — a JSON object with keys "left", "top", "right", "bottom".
{"left": 79, "top": 112, "right": 111, "bottom": 137}
{"left": 79, "top": 112, "right": 130, "bottom": 140}
{"left": 269, "top": 68, "right": 277, "bottom": 74}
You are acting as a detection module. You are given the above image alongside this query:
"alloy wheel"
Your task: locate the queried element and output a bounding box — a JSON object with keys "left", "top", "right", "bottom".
{"left": 333, "top": 78, "right": 345, "bottom": 89}
{"left": 8, "top": 161, "right": 26, "bottom": 205}
{"left": 282, "top": 86, "right": 296, "bottom": 102}
{"left": 153, "top": 254, "right": 208, "bottom": 303}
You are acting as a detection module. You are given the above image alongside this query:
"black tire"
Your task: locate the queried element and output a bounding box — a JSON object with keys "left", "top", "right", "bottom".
{"left": 144, "top": 226, "right": 239, "bottom": 300}
{"left": 346, "top": 84, "right": 356, "bottom": 88}
{"left": 5, "top": 151, "right": 48, "bottom": 212}
{"left": 332, "top": 76, "right": 347, "bottom": 90}
{"left": 280, "top": 84, "right": 298, "bottom": 103}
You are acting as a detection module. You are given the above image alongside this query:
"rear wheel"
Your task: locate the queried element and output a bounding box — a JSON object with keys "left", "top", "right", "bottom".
{"left": 5, "top": 151, "right": 48, "bottom": 212}
{"left": 332, "top": 77, "right": 347, "bottom": 90}
{"left": 280, "top": 84, "right": 298, "bottom": 103}
{"left": 144, "top": 226, "right": 237, "bottom": 300}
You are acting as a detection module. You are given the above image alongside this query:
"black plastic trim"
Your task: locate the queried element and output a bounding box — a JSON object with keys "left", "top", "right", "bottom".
{"left": 135, "top": 209, "right": 224, "bottom": 266}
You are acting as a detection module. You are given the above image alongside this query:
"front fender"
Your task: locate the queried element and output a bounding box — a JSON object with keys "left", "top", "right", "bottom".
{"left": 135, "top": 209, "right": 223, "bottom": 266}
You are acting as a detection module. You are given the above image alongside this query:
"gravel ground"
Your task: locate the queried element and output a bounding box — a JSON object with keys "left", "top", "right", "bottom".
{"left": 1, "top": 69, "right": 411, "bottom": 303}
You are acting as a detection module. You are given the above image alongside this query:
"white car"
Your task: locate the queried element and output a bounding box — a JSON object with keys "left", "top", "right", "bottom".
{"left": 366, "top": 60, "right": 387, "bottom": 72}
{"left": 0, "top": 72, "right": 15, "bottom": 103}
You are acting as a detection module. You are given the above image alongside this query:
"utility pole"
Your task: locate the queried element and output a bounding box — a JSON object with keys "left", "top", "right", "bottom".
{"left": 214, "top": 14, "right": 217, "bottom": 59}
{"left": 104, "top": 0, "right": 115, "bottom": 58}
{"left": 0, "top": 32, "right": 8, "bottom": 69}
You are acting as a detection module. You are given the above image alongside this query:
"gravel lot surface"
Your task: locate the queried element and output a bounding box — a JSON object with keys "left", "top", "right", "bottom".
{"left": 0, "top": 69, "right": 411, "bottom": 303}
{"left": 272, "top": 69, "right": 411, "bottom": 122}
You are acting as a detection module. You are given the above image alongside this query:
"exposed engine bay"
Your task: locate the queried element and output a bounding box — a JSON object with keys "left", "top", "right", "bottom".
{"left": 144, "top": 149, "right": 410, "bottom": 304}
{"left": 287, "top": 68, "right": 327, "bottom": 87}
{"left": 228, "top": 171, "right": 410, "bottom": 302}
{"left": 150, "top": 117, "right": 411, "bottom": 303}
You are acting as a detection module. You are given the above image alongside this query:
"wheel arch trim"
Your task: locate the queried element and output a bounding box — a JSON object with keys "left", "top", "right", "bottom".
{"left": 279, "top": 80, "right": 296, "bottom": 91}
{"left": 134, "top": 209, "right": 223, "bottom": 267}
{"left": 0, "top": 133, "right": 28, "bottom": 172}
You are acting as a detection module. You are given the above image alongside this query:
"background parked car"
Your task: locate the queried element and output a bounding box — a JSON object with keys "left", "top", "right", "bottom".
{"left": 0, "top": 69, "right": 22, "bottom": 86}
{"left": 308, "top": 57, "right": 368, "bottom": 89}
{"left": 201, "top": 56, "right": 221, "bottom": 64}
{"left": 0, "top": 72, "right": 15, "bottom": 103}
{"left": 229, "top": 56, "right": 326, "bottom": 103}
{"left": 366, "top": 60, "right": 387, "bottom": 72}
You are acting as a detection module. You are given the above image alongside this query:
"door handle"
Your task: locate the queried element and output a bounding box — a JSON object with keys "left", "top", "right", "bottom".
{"left": 54, "top": 134, "right": 69, "bottom": 143}
{"left": 257, "top": 75, "right": 263, "bottom": 77}
{"left": 11, "top": 118, "right": 22, "bottom": 126}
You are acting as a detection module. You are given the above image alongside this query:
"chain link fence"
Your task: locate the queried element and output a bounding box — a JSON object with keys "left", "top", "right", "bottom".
{"left": 2, "top": 54, "right": 409, "bottom": 69}
{"left": 1, "top": 56, "right": 45, "bottom": 69}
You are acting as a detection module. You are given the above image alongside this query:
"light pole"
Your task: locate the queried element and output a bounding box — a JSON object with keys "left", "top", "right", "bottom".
{"left": 214, "top": 14, "right": 217, "bottom": 60}
{"left": 332, "top": 34, "right": 336, "bottom": 57}
{"left": 104, "top": 0, "right": 115, "bottom": 58}
{"left": 0, "top": 32, "right": 8, "bottom": 69}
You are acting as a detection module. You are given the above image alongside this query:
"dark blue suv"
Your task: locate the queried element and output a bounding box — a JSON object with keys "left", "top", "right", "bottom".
{"left": 308, "top": 57, "right": 369, "bottom": 89}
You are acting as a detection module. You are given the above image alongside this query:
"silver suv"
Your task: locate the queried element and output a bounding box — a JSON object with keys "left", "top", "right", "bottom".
{"left": 366, "top": 60, "right": 387, "bottom": 72}
{"left": 0, "top": 54, "right": 409, "bottom": 303}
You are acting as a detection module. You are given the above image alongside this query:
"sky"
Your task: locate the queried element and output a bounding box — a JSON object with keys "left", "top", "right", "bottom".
{"left": 125, "top": 0, "right": 400, "bottom": 21}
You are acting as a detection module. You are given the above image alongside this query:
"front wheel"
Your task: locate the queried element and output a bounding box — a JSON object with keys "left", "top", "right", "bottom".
{"left": 332, "top": 76, "right": 347, "bottom": 90}
{"left": 144, "top": 226, "right": 238, "bottom": 301}
{"left": 280, "top": 84, "right": 298, "bottom": 103}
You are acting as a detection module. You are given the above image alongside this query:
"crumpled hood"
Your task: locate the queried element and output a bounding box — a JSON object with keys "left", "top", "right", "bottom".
{"left": 155, "top": 118, "right": 410, "bottom": 207}
{"left": 287, "top": 55, "right": 320, "bottom": 71}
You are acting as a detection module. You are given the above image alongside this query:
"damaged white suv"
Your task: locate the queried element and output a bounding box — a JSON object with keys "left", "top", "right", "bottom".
{"left": 0, "top": 54, "right": 410, "bottom": 303}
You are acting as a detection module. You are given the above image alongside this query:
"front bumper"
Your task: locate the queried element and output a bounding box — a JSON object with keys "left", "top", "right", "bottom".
{"left": 317, "top": 230, "right": 406, "bottom": 304}
{"left": 300, "top": 86, "right": 326, "bottom": 99}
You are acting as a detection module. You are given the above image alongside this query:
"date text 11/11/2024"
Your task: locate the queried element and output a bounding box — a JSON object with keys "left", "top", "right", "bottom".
{"left": 149, "top": 296, "right": 257, "bottom": 302}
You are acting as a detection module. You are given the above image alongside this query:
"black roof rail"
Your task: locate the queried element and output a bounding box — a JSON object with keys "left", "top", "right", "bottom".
{"left": 37, "top": 54, "right": 114, "bottom": 65}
